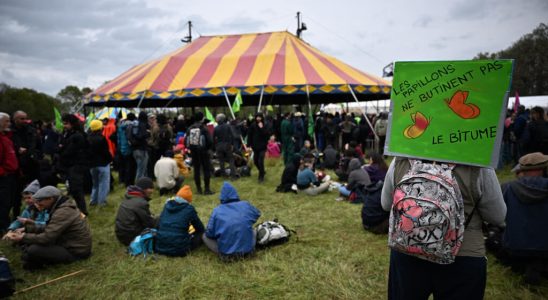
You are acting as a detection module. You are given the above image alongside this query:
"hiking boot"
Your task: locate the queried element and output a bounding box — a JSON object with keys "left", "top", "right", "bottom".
{"left": 203, "top": 190, "right": 215, "bottom": 195}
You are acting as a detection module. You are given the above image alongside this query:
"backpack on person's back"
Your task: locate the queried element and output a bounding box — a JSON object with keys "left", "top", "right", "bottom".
{"left": 185, "top": 126, "right": 206, "bottom": 149}
{"left": 388, "top": 160, "right": 465, "bottom": 264}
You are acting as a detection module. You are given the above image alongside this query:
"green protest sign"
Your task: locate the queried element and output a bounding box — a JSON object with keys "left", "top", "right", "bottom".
{"left": 385, "top": 60, "right": 513, "bottom": 167}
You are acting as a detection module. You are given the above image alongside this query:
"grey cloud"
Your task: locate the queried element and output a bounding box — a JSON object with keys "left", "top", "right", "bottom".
{"left": 448, "top": 0, "right": 491, "bottom": 20}
{"left": 413, "top": 15, "right": 433, "bottom": 28}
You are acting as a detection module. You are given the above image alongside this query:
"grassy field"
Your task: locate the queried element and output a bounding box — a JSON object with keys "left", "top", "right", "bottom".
{"left": 1, "top": 158, "right": 547, "bottom": 299}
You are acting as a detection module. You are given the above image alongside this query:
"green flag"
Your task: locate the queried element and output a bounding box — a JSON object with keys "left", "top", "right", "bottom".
{"left": 266, "top": 105, "right": 274, "bottom": 112}
{"left": 53, "top": 107, "right": 63, "bottom": 132}
{"left": 232, "top": 90, "right": 242, "bottom": 113}
{"left": 205, "top": 107, "right": 215, "bottom": 124}
{"left": 308, "top": 110, "right": 314, "bottom": 138}
{"left": 85, "top": 112, "right": 95, "bottom": 131}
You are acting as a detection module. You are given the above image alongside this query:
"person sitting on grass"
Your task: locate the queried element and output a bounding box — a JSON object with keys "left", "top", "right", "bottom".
{"left": 322, "top": 144, "right": 339, "bottom": 170}
{"left": 173, "top": 144, "right": 190, "bottom": 178}
{"left": 364, "top": 152, "right": 389, "bottom": 184}
{"left": 5, "top": 180, "right": 49, "bottom": 234}
{"left": 5, "top": 186, "right": 92, "bottom": 270}
{"left": 337, "top": 158, "right": 371, "bottom": 200}
{"left": 296, "top": 160, "right": 331, "bottom": 196}
{"left": 115, "top": 177, "right": 158, "bottom": 246}
{"left": 155, "top": 185, "right": 205, "bottom": 257}
{"left": 154, "top": 150, "right": 184, "bottom": 196}
{"left": 202, "top": 182, "right": 261, "bottom": 261}
{"left": 276, "top": 154, "right": 302, "bottom": 193}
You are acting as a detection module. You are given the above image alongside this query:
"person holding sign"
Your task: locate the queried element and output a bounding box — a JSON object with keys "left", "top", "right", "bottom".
{"left": 381, "top": 60, "right": 512, "bottom": 299}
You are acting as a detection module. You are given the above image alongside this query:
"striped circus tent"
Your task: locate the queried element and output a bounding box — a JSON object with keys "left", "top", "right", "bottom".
{"left": 85, "top": 31, "right": 391, "bottom": 108}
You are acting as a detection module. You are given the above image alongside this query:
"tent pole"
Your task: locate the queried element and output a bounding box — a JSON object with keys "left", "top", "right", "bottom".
{"left": 136, "top": 91, "right": 146, "bottom": 108}
{"left": 222, "top": 87, "right": 236, "bottom": 120}
{"left": 347, "top": 84, "right": 378, "bottom": 149}
{"left": 163, "top": 95, "right": 175, "bottom": 108}
{"left": 257, "top": 85, "right": 265, "bottom": 113}
{"left": 305, "top": 85, "right": 316, "bottom": 146}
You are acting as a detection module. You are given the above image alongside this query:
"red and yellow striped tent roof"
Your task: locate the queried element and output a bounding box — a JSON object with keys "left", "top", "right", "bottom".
{"left": 85, "top": 31, "right": 391, "bottom": 107}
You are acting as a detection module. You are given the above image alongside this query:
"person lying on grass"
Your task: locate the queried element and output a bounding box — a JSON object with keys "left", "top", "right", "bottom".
{"left": 155, "top": 185, "right": 205, "bottom": 257}
{"left": 202, "top": 182, "right": 261, "bottom": 261}
{"left": 5, "top": 186, "right": 92, "bottom": 270}
{"left": 115, "top": 177, "right": 158, "bottom": 246}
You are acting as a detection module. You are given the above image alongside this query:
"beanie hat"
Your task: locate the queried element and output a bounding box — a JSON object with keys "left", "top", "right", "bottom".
{"left": 135, "top": 177, "right": 154, "bottom": 190}
{"left": 176, "top": 185, "right": 193, "bottom": 202}
{"left": 89, "top": 120, "right": 103, "bottom": 132}
{"left": 23, "top": 179, "right": 41, "bottom": 195}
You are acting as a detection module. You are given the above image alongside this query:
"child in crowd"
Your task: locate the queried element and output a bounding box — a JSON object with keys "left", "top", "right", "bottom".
{"left": 173, "top": 144, "right": 190, "bottom": 177}
{"left": 266, "top": 135, "right": 281, "bottom": 158}
{"left": 4, "top": 180, "right": 49, "bottom": 235}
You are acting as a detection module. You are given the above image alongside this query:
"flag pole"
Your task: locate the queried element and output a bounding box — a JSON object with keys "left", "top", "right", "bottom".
{"left": 257, "top": 85, "right": 265, "bottom": 113}
{"left": 348, "top": 84, "right": 379, "bottom": 147}
{"left": 222, "top": 87, "right": 236, "bottom": 119}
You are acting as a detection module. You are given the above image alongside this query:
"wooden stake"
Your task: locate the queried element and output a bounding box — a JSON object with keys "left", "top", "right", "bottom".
{"left": 14, "top": 269, "right": 85, "bottom": 295}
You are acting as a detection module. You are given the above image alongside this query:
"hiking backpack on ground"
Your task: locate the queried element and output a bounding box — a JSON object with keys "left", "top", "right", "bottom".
{"left": 0, "top": 256, "right": 15, "bottom": 298}
{"left": 128, "top": 228, "right": 157, "bottom": 258}
{"left": 186, "top": 127, "right": 205, "bottom": 149}
{"left": 256, "top": 220, "right": 294, "bottom": 248}
{"left": 388, "top": 160, "right": 465, "bottom": 264}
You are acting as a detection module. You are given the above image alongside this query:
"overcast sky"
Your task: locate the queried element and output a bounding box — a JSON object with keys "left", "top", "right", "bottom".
{"left": 0, "top": 0, "right": 546, "bottom": 97}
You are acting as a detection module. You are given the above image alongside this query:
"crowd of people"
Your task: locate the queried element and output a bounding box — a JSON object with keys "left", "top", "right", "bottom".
{"left": 0, "top": 105, "right": 547, "bottom": 297}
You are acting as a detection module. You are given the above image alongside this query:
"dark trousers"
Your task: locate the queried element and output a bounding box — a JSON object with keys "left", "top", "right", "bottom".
{"left": 22, "top": 244, "right": 88, "bottom": 268}
{"left": 192, "top": 150, "right": 212, "bottom": 192}
{"left": 0, "top": 175, "right": 16, "bottom": 230}
{"left": 119, "top": 154, "right": 136, "bottom": 187}
{"left": 253, "top": 149, "right": 266, "bottom": 179}
{"left": 388, "top": 250, "right": 486, "bottom": 300}
{"left": 216, "top": 143, "right": 236, "bottom": 177}
{"left": 68, "top": 165, "right": 88, "bottom": 215}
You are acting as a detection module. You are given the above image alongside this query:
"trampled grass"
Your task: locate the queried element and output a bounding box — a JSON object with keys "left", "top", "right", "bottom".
{"left": 1, "top": 159, "right": 546, "bottom": 299}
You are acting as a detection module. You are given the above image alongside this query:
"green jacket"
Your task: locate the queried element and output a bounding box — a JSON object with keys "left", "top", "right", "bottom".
{"left": 23, "top": 197, "right": 92, "bottom": 257}
{"left": 115, "top": 192, "right": 158, "bottom": 245}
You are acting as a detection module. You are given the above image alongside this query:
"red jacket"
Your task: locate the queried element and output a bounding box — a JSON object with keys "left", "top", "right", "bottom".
{"left": 0, "top": 132, "right": 19, "bottom": 176}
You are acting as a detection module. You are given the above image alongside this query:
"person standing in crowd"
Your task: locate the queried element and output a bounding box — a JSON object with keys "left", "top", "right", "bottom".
{"left": 322, "top": 114, "right": 339, "bottom": 151}
{"left": 0, "top": 112, "right": 18, "bottom": 232}
{"left": 154, "top": 150, "right": 183, "bottom": 195}
{"left": 155, "top": 185, "right": 205, "bottom": 256}
{"left": 118, "top": 113, "right": 136, "bottom": 187}
{"left": 339, "top": 114, "right": 356, "bottom": 148}
{"left": 146, "top": 113, "right": 160, "bottom": 179}
{"left": 374, "top": 112, "right": 388, "bottom": 155}
{"left": 247, "top": 113, "right": 270, "bottom": 183}
{"left": 186, "top": 112, "right": 214, "bottom": 195}
{"left": 512, "top": 105, "right": 529, "bottom": 161}
{"left": 87, "top": 120, "right": 112, "bottom": 206}
{"left": 292, "top": 112, "right": 305, "bottom": 152}
{"left": 156, "top": 114, "right": 173, "bottom": 164}
{"left": 115, "top": 177, "right": 157, "bottom": 245}
{"left": 130, "top": 112, "right": 150, "bottom": 182}
{"left": 6, "top": 186, "right": 92, "bottom": 270}
{"left": 214, "top": 113, "right": 237, "bottom": 179}
{"left": 526, "top": 106, "right": 548, "bottom": 154}
{"left": 11, "top": 110, "right": 39, "bottom": 218}
{"left": 381, "top": 158, "right": 507, "bottom": 299}
{"left": 202, "top": 182, "right": 261, "bottom": 261}
{"left": 280, "top": 112, "right": 295, "bottom": 166}
{"left": 59, "top": 114, "right": 89, "bottom": 215}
